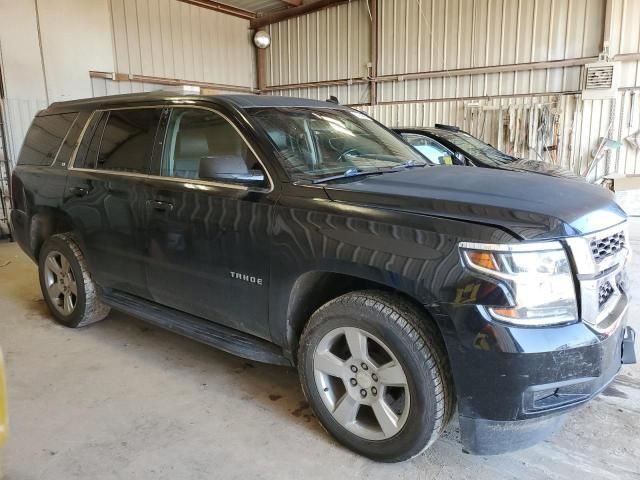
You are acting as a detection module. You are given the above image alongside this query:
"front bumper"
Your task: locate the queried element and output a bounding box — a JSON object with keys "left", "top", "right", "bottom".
{"left": 435, "top": 295, "right": 634, "bottom": 455}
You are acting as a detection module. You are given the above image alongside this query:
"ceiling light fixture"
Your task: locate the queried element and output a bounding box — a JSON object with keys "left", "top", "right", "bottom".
{"left": 253, "top": 30, "right": 271, "bottom": 49}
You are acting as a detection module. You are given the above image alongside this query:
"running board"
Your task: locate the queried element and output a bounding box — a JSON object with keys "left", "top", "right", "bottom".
{"left": 102, "top": 290, "right": 291, "bottom": 366}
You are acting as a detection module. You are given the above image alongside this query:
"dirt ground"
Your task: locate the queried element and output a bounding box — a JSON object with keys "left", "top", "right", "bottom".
{"left": 0, "top": 220, "right": 638, "bottom": 479}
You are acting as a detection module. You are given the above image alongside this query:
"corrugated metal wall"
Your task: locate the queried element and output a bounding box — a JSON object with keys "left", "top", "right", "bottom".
{"left": 0, "top": 0, "right": 113, "bottom": 164}
{"left": 266, "top": 0, "right": 371, "bottom": 103}
{"left": 376, "top": 0, "right": 604, "bottom": 101}
{"left": 611, "top": 0, "right": 640, "bottom": 87}
{"left": 614, "top": 89, "right": 640, "bottom": 174}
{"left": 108, "top": 0, "right": 256, "bottom": 89}
{"left": 0, "top": 0, "right": 257, "bottom": 165}
{"left": 1, "top": 98, "right": 48, "bottom": 165}
{"left": 264, "top": 0, "right": 640, "bottom": 178}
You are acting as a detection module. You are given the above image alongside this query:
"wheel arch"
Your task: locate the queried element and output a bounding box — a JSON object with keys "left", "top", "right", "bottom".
{"left": 281, "top": 267, "right": 444, "bottom": 364}
{"left": 29, "top": 208, "right": 75, "bottom": 261}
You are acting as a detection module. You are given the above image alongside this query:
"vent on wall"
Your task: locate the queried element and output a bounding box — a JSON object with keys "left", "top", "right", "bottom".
{"left": 587, "top": 64, "right": 614, "bottom": 89}
{"left": 582, "top": 61, "right": 620, "bottom": 100}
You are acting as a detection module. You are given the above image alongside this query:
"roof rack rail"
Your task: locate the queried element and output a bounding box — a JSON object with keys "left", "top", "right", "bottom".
{"left": 434, "top": 123, "right": 462, "bottom": 132}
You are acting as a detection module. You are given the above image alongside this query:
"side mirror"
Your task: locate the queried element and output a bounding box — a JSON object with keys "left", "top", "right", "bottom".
{"left": 199, "top": 155, "right": 266, "bottom": 186}
{"left": 209, "top": 170, "right": 266, "bottom": 185}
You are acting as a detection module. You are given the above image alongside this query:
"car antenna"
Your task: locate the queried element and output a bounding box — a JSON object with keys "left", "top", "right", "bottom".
{"left": 326, "top": 95, "right": 340, "bottom": 104}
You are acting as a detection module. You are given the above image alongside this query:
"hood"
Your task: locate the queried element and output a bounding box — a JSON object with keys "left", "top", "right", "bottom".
{"left": 322, "top": 166, "right": 626, "bottom": 240}
{"left": 494, "top": 158, "right": 583, "bottom": 181}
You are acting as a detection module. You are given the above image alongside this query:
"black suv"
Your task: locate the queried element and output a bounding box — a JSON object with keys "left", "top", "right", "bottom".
{"left": 10, "top": 92, "right": 636, "bottom": 462}
{"left": 395, "top": 125, "right": 583, "bottom": 181}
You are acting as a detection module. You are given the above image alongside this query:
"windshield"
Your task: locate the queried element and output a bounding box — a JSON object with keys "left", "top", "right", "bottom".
{"left": 434, "top": 130, "right": 517, "bottom": 166}
{"left": 401, "top": 133, "right": 454, "bottom": 165}
{"left": 248, "top": 107, "right": 426, "bottom": 182}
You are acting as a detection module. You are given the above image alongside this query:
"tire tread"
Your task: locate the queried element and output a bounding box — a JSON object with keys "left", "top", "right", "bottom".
{"left": 298, "top": 289, "right": 455, "bottom": 462}
{"left": 41, "top": 233, "right": 110, "bottom": 327}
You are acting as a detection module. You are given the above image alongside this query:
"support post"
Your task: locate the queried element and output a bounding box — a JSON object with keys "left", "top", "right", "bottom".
{"left": 256, "top": 47, "right": 267, "bottom": 93}
{"left": 369, "top": 0, "right": 378, "bottom": 106}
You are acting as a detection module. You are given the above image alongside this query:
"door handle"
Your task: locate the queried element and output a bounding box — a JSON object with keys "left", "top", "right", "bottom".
{"left": 147, "top": 199, "right": 174, "bottom": 212}
{"left": 69, "top": 186, "right": 89, "bottom": 197}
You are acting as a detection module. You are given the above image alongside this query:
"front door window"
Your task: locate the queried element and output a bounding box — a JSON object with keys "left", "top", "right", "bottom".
{"left": 160, "top": 108, "right": 267, "bottom": 188}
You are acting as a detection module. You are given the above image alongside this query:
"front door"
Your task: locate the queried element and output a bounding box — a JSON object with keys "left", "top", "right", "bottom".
{"left": 144, "top": 106, "right": 275, "bottom": 340}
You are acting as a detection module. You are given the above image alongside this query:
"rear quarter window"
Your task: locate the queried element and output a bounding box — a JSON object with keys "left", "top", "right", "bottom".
{"left": 73, "top": 112, "right": 108, "bottom": 170}
{"left": 17, "top": 113, "right": 79, "bottom": 166}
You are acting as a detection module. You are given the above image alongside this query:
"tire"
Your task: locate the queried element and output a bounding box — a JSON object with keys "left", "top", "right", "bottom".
{"left": 298, "top": 290, "right": 453, "bottom": 462}
{"left": 38, "top": 233, "right": 110, "bottom": 328}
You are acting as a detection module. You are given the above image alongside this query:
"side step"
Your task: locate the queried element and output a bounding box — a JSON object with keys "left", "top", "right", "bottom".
{"left": 102, "top": 290, "right": 292, "bottom": 366}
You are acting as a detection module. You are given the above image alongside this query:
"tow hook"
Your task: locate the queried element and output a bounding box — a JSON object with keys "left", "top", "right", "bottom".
{"left": 622, "top": 327, "right": 637, "bottom": 364}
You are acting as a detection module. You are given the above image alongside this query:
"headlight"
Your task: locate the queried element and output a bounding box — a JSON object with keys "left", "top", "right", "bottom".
{"left": 459, "top": 241, "right": 578, "bottom": 326}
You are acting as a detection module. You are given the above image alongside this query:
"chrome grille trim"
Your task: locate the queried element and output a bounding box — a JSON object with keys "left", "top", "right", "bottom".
{"left": 565, "top": 222, "right": 630, "bottom": 276}
{"left": 565, "top": 221, "right": 630, "bottom": 331}
{"left": 598, "top": 281, "right": 615, "bottom": 308}
{"left": 590, "top": 231, "right": 626, "bottom": 262}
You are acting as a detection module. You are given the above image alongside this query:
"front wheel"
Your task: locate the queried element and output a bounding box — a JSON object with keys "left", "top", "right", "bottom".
{"left": 298, "top": 291, "right": 453, "bottom": 462}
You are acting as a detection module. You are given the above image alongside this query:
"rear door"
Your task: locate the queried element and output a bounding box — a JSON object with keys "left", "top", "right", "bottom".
{"left": 143, "top": 106, "right": 276, "bottom": 340}
{"left": 63, "top": 107, "right": 163, "bottom": 299}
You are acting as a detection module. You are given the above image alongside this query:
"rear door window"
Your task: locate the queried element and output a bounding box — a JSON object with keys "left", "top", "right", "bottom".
{"left": 95, "top": 108, "right": 162, "bottom": 174}
{"left": 18, "top": 113, "right": 79, "bottom": 166}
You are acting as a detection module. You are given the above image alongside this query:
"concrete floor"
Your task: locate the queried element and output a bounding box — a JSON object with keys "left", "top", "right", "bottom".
{"left": 0, "top": 221, "right": 639, "bottom": 480}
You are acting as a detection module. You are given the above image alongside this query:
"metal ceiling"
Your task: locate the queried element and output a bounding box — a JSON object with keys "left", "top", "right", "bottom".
{"left": 213, "top": 0, "right": 296, "bottom": 14}
{"left": 182, "top": 0, "right": 334, "bottom": 23}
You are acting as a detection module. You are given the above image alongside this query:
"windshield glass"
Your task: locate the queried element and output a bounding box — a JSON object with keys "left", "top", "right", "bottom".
{"left": 248, "top": 107, "right": 426, "bottom": 182}
{"left": 435, "top": 130, "right": 517, "bottom": 166}
{"left": 401, "top": 133, "right": 453, "bottom": 165}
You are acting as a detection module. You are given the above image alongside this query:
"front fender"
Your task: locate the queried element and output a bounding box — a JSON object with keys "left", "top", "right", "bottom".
{"left": 267, "top": 200, "right": 517, "bottom": 357}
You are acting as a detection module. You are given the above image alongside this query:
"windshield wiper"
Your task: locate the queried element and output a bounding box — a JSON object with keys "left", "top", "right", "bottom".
{"left": 311, "top": 167, "right": 384, "bottom": 184}
{"left": 310, "top": 161, "right": 426, "bottom": 184}
{"left": 400, "top": 159, "right": 426, "bottom": 168}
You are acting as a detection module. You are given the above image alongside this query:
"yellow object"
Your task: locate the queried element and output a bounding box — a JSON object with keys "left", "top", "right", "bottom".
{"left": 0, "top": 351, "right": 7, "bottom": 446}
{"left": 492, "top": 307, "right": 519, "bottom": 318}
{"left": 467, "top": 251, "right": 498, "bottom": 271}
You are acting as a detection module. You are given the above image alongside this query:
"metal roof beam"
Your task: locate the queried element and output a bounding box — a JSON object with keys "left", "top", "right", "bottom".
{"left": 177, "top": 0, "right": 256, "bottom": 20}
{"left": 250, "top": 0, "right": 349, "bottom": 29}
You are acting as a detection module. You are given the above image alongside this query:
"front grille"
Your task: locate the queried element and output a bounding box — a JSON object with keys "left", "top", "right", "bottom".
{"left": 598, "top": 281, "right": 615, "bottom": 308}
{"left": 590, "top": 230, "right": 626, "bottom": 262}
{"left": 566, "top": 222, "right": 629, "bottom": 329}
{"left": 616, "top": 271, "right": 626, "bottom": 294}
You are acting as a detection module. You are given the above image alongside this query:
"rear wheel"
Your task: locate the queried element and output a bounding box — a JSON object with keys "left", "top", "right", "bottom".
{"left": 298, "top": 290, "right": 453, "bottom": 462}
{"left": 38, "top": 234, "right": 110, "bottom": 328}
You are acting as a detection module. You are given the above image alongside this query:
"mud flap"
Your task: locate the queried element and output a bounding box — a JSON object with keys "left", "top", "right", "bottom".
{"left": 459, "top": 414, "right": 566, "bottom": 455}
{"left": 622, "top": 327, "right": 636, "bottom": 364}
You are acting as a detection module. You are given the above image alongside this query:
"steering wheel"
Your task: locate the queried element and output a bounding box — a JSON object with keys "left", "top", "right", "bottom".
{"left": 336, "top": 148, "right": 361, "bottom": 163}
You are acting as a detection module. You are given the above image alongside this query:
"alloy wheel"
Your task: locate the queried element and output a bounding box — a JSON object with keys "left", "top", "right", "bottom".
{"left": 313, "top": 326, "right": 410, "bottom": 441}
{"left": 43, "top": 250, "right": 78, "bottom": 316}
